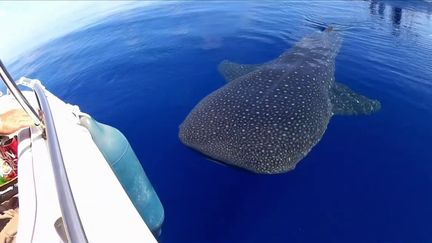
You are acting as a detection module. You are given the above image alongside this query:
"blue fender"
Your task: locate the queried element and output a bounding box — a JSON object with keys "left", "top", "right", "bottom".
{"left": 79, "top": 116, "right": 164, "bottom": 235}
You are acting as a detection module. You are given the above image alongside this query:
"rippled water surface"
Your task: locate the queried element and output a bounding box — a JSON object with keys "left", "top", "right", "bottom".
{"left": 7, "top": 1, "right": 432, "bottom": 242}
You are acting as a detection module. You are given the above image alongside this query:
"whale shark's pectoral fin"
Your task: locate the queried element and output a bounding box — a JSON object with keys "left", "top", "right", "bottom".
{"left": 218, "top": 60, "right": 262, "bottom": 82}
{"left": 206, "top": 157, "right": 229, "bottom": 168}
{"left": 330, "top": 82, "right": 381, "bottom": 116}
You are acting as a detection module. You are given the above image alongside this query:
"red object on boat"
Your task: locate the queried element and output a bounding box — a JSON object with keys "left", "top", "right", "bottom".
{"left": 2, "top": 136, "right": 17, "bottom": 156}
{"left": 0, "top": 136, "right": 18, "bottom": 180}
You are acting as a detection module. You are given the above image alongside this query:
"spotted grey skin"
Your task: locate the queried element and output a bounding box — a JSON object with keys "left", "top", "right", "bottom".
{"left": 179, "top": 29, "right": 381, "bottom": 174}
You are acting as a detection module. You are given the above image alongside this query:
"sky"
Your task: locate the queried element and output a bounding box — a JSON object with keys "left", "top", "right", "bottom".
{"left": 0, "top": 1, "right": 151, "bottom": 64}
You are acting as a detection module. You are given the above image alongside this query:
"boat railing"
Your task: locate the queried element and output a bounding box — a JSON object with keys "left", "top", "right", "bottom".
{"left": 0, "top": 62, "right": 42, "bottom": 128}
{"left": 0, "top": 60, "right": 88, "bottom": 243}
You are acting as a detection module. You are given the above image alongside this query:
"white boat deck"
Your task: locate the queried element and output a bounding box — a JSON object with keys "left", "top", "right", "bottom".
{"left": 0, "top": 92, "right": 157, "bottom": 242}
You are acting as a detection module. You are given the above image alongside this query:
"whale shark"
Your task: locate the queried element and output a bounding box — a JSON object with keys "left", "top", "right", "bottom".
{"left": 179, "top": 28, "right": 381, "bottom": 174}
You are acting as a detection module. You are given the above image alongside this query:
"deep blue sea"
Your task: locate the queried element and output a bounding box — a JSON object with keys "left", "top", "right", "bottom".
{"left": 6, "top": 1, "right": 432, "bottom": 242}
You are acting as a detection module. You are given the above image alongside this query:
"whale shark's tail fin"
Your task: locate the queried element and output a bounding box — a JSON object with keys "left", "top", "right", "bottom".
{"left": 324, "top": 26, "right": 334, "bottom": 32}
{"left": 330, "top": 82, "right": 381, "bottom": 116}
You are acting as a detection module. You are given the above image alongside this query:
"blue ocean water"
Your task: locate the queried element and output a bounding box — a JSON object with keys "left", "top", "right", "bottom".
{"left": 7, "top": 1, "right": 432, "bottom": 242}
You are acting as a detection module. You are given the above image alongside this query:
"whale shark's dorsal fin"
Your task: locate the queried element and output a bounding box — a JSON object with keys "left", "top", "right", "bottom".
{"left": 330, "top": 82, "right": 381, "bottom": 116}
{"left": 218, "top": 60, "right": 263, "bottom": 82}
